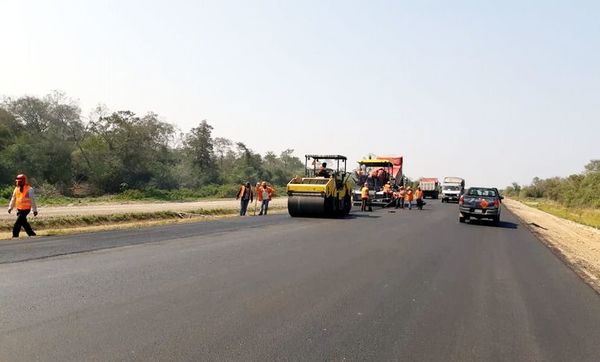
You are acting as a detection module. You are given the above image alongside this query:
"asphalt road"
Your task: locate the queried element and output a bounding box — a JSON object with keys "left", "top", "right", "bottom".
{"left": 2, "top": 202, "right": 600, "bottom": 361}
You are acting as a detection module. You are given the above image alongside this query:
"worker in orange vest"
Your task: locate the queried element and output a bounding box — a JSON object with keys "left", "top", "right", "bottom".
{"left": 405, "top": 186, "right": 414, "bottom": 210}
{"left": 360, "top": 182, "right": 373, "bottom": 212}
{"left": 256, "top": 181, "right": 275, "bottom": 215}
{"left": 8, "top": 174, "right": 38, "bottom": 238}
{"left": 383, "top": 181, "right": 392, "bottom": 196}
{"left": 236, "top": 182, "right": 254, "bottom": 216}
{"left": 415, "top": 186, "right": 424, "bottom": 210}
{"left": 396, "top": 186, "right": 406, "bottom": 209}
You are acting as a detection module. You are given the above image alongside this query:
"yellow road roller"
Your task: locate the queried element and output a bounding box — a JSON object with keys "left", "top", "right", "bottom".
{"left": 287, "top": 154, "right": 354, "bottom": 217}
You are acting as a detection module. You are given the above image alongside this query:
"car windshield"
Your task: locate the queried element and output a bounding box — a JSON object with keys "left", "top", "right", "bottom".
{"left": 467, "top": 188, "right": 497, "bottom": 197}
{"left": 444, "top": 186, "right": 460, "bottom": 191}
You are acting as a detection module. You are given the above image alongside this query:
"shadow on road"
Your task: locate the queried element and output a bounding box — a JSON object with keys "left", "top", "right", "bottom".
{"left": 346, "top": 213, "right": 381, "bottom": 219}
{"left": 466, "top": 219, "right": 519, "bottom": 229}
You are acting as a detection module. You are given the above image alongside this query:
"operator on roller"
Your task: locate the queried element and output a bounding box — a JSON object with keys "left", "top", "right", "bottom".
{"left": 316, "top": 162, "right": 330, "bottom": 178}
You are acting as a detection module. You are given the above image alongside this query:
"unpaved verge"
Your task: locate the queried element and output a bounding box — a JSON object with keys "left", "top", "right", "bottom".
{"left": 0, "top": 198, "right": 287, "bottom": 220}
{"left": 504, "top": 198, "right": 600, "bottom": 293}
{"left": 1, "top": 198, "right": 288, "bottom": 240}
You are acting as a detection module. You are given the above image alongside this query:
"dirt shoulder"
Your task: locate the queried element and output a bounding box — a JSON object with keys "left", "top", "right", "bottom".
{"left": 0, "top": 198, "right": 287, "bottom": 220}
{"left": 0, "top": 198, "right": 288, "bottom": 240}
{"left": 504, "top": 198, "right": 600, "bottom": 293}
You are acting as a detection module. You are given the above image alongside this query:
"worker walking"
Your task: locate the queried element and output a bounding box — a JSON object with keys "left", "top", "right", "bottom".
{"left": 361, "top": 182, "right": 372, "bottom": 212}
{"left": 8, "top": 174, "right": 38, "bottom": 238}
{"left": 236, "top": 182, "right": 254, "bottom": 216}
{"left": 256, "top": 181, "right": 275, "bottom": 215}
{"left": 415, "top": 186, "right": 424, "bottom": 210}
{"left": 405, "top": 186, "right": 414, "bottom": 210}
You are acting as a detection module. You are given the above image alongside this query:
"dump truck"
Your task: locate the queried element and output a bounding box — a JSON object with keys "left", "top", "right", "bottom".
{"left": 287, "top": 155, "right": 354, "bottom": 217}
{"left": 419, "top": 178, "right": 440, "bottom": 199}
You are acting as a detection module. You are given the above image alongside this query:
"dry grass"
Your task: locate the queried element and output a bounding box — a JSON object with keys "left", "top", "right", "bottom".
{"left": 1, "top": 207, "right": 287, "bottom": 240}
{"left": 519, "top": 199, "right": 600, "bottom": 229}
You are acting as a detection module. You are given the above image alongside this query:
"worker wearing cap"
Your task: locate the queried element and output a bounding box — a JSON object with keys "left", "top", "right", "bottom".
{"left": 236, "top": 182, "right": 254, "bottom": 216}
{"left": 256, "top": 181, "right": 275, "bottom": 215}
{"left": 8, "top": 174, "right": 38, "bottom": 238}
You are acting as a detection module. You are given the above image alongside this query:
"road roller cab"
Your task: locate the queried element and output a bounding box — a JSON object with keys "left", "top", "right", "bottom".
{"left": 287, "top": 155, "right": 354, "bottom": 217}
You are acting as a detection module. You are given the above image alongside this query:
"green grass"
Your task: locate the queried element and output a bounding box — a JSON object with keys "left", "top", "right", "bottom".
{"left": 518, "top": 198, "right": 600, "bottom": 229}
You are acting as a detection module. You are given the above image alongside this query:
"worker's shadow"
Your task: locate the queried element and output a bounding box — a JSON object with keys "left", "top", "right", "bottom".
{"left": 345, "top": 213, "right": 381, "bottom": 219}
{"left": 467, "top": 219, "right": 518, "bottom": 229}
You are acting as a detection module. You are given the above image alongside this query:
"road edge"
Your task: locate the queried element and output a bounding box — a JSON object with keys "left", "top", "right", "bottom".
{"left": 504, "top": 200, "right": 600, "bottom": 295}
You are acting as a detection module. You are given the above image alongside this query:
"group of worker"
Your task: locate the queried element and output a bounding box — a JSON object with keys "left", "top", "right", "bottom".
{"left": 360, "top": 182, "right": 425, "bottom": 212}
{"left": 236, "top": 181, "right": 275, "bottom": 216}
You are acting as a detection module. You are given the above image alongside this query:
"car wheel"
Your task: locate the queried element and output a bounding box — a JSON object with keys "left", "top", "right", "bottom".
{"left": 493, "top": 216, "right": 500, "bottom": 226}
{"left": 459, "top": 216, "right": 465, "bottom": 223}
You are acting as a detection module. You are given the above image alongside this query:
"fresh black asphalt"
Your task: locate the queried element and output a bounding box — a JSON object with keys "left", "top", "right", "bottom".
{"left": 1, "top": 201, "right": 600, "bottom": 361}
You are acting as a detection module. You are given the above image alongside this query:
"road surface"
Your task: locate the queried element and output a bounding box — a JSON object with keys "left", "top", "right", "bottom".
{"left": 2, "top": 202, "right": 600, "bottom": 361}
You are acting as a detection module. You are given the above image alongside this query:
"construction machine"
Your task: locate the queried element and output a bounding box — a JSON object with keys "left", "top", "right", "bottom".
{"left": 287, "top": 155, "right": 354, "bottom": 217}
{"left": 352, "top": 159, "right": 396, "bottom": 207}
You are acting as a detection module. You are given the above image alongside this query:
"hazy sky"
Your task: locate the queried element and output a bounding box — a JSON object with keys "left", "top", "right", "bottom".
{"left": 2, "top": 0, "right": 598, "bottom": 187}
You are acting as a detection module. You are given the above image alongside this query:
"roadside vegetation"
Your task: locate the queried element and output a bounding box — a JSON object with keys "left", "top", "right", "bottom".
{"left": 504, "top": 160, "right": 600, "bottom": 228}
{"left": 0, "top": 92, "right": 304, "bottom": 203}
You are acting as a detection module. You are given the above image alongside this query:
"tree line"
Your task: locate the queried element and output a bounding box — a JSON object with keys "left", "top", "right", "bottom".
{"left": 504, "top": 160, "right": 600, "bottom": 208}
{"left": 0, "top": 92, "right": 304, "bottom": 198}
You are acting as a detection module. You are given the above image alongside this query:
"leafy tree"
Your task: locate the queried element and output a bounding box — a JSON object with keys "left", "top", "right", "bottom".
{"left": 183, "top": 120, "right": 219, "bottom": 186}
{"left": 584, "top": 159, "right": 600, "bottom": 174}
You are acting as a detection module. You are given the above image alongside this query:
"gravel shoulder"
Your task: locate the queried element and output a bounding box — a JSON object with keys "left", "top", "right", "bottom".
{"left": 0, "top": 198, "right": 288, "bottom": 240}
{"left": 0, "top": 198, "right": 287, "bottom": 219}
{"left": 504, "top": 198, "right": 600, "bottom": 293}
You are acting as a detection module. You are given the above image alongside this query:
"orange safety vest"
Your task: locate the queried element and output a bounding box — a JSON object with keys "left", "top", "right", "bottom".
{"left": 15, "top": 185, "right": 32, "bottom": 210}
{"left": 416, "top": 190, "right": 423, "bottom": 200}
{"left": 383, "top": 184, "right": 391, "bottom": 193}
{"left": 257, "top": 186, "right": 274, "bottom": 201}
{"left": 405, "top": 190, "right": 414, "bottom": 201}
{"left": 361, "top": 187, "right": 369, "bottom": 199}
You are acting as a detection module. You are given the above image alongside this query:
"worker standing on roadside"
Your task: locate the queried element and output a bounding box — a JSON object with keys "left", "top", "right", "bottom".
{"left": 361, "top": 182, "right": 373, "bottom": 212}
{"left": 415, "top": 186, "right": 424, "bottom": 210}
{"left": 236, "top": 182, "right": 254, "bottom": 216}
{"left": 256, "top": 181, "right": 275, "bottom": 215}
{"left": 8, "top": 174, "right": 38, "bottom": 238}
{"left": 405, "top": 186, "right": 414, "bottom": 210}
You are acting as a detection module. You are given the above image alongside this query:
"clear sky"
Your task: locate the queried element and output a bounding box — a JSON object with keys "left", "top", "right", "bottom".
{"left": 2, "top": 0, "right": 598, "bottom": 187}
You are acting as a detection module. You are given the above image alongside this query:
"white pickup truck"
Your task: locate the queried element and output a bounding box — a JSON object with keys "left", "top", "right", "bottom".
{"left": 441, "top": 177, "right": 465, "bottom": 203}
